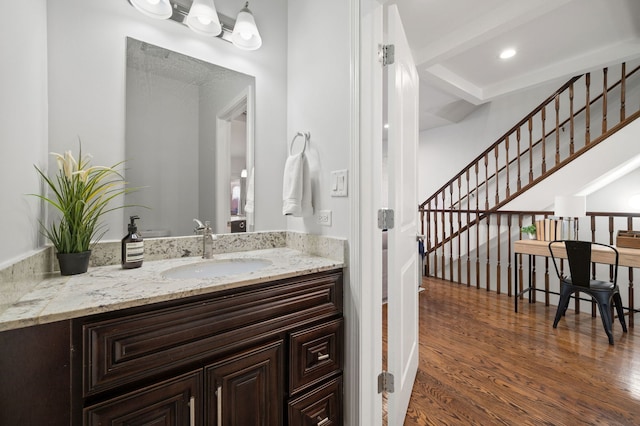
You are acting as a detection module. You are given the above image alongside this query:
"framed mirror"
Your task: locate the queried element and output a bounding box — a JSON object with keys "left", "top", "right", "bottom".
{"left": 124, "top": 38, "right": 255, "bottom": 236}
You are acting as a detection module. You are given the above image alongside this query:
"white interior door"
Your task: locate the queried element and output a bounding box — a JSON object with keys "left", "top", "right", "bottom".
{"left": 385, "top": 4, "right": 419, "bottom": 425}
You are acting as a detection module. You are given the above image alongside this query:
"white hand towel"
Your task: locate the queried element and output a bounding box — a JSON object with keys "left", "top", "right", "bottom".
{"left": 300, "top": 156, "right": 313, "bottom": 217}
{"left": 282, "top": 152, "right": 313, "bottom": 216}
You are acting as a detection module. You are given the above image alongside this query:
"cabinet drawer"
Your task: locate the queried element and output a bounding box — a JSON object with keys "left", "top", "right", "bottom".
{"left": 288, "top": 375, "right": 343, "bottom": 426}
{"left": 289, "top": 318, "right": 343, "bottom": 395}
{"left": 81, "top": 271, "right": 342, "bottom": 397}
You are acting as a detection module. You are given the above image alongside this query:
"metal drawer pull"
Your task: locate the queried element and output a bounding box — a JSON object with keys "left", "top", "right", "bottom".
{"left": 317, "top": 417, "right": 330, "bottom": 426}
{"left": 188, "top": 396, "right": 195, "bottom": 426}
{"left": 317, "top": 353, "right": 330, "bottom": 361}
{"left": 217, "top": 385, "right": 222, "bottom": 426}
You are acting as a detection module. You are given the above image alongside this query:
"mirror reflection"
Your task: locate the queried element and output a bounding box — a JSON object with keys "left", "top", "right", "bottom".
{"left": 125, "top": 37, "right": 255, "bottom": 237}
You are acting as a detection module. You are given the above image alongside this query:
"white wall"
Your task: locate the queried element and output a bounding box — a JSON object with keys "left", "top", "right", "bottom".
{"left": 286, "top": 0, "right": 352, "bottom": 237}
{"left": 0, "top": 0, "right": 48, "bottom": 266}
{"left": 46, "top": 0, "right": 287, "bottom": 240}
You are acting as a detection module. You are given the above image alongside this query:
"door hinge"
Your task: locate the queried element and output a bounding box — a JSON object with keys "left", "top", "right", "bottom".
{"left": 378, "top": 371, "right": 395, "bottom": 393}
{"left": 381, "top": 44, "right": 395, "bottom": 66}
{"left": 378, "top": 208, "right": 395, "bottom": 230}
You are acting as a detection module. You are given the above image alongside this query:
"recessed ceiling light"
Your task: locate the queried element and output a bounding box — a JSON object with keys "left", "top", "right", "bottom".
{"left": 499, "top": 48, "right": 516, "bottom": 59}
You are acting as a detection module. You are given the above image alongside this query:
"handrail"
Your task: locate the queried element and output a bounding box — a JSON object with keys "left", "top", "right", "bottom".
{"left": 420, "top": 75, "right": 581, "bottom": 208}
{"left": 420, "top": 63, "right": 640, "bottom": 209}
{"left": 451, "top": 65, "right": 640, "bottom": 209}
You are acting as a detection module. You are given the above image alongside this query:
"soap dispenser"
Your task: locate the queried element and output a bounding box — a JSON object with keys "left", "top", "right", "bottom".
{"left": 122, "top": 215, "right": 144, "bottom": 269}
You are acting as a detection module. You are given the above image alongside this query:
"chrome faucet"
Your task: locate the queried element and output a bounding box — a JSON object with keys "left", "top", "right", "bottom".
{"left": 193, "top": 218, "right": 205, "bottom": 234}
{"left": 202, "top": 221, "right": 216, "bottom": 259}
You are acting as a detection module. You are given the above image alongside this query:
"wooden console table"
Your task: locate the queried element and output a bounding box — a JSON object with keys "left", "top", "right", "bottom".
{"left": 513, "top": 239, "right": 639, "bottom": 326}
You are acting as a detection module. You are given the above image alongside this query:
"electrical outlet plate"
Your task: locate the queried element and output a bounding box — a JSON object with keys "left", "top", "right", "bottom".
{"left": 317, "top": 210, "right": 332, "bottom": 226}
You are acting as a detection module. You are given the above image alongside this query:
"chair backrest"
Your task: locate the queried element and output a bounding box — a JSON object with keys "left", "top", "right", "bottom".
{"left": 548, "top": 240, "right": 619, "bottom": 288}
{"left": 564, "top": 241, "right": 593, "bottom": 287}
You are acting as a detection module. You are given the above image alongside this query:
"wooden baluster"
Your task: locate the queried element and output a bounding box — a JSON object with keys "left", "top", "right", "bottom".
{"left": 532, "top": 217, "right": 537, "bottom": 303}
{"left": 486, "top": 214, "right": 491, "bottom": 292}
{"left": 475, "top": 163, "right": 480, "bottom": 288}
{"left": 627, "top": 216, "right": 634, "bottom": 328}
{"left": 544, "top": 245, "right": 549, "bottom": 306}
{"left": 449, "top": 184, "right": 454, "bottom": 281}
{"left": 466, "top": 170, "right": 471, "bottom": 287}
{"left": 516, "top": 128, "right": 522, "bottom": 191}
{"left": 518, "top": 215, "right": 524, "bottom": 298}
{"left": 620, "top": 62, "right": 626, "bottom": 121}
{"left": 494, "top": 145, "right": 500, "bottom": 204}
{"left": 441, "top": 191, "right": 446, "bottom": 280}
{"left": 555, "top": 95, "right": 560, "bottom": 166}
{"left": 505, "top": 135, "right": 510, "bottom": 198}
{"left": 541, "top": 106, "right": 547, "bottom": 174}
{"left": 457, "top": 177, "right": 462, "bottom": 284}
{"left": 425, "top": 207, "right": 430, "bottom": 276}
{"left": 602, "top": 67, "right": 608, "bottom": 133}
{"left": 569, "top": 83, "right": 575, "bottom": 155}
{"left": 484, "top": 153, "right": 489, "bottom": 210}
{"left": 507, "top": 214, "right": 512, "bottom": 297}
{"left": 496, "top": 214, "right": 502, "bottom": 295}
{"left": 585, "top": 72, "right": 591, "bottom": 145}
{"left": 433, "top": 200, "right": 438, "bottom": 279}
{"left": 528, "top": 117, "right": 534, "bottom": 183}
{"left": 609, "top": 216, "right": 614, "bottom": 245}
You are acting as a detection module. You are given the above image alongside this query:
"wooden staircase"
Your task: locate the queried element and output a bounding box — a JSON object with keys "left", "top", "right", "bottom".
{"left": 419, "top": 61, "right": 640, "bottom": 298}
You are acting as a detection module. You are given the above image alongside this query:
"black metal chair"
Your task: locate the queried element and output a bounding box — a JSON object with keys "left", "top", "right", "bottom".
{"left": 548, "top": 240, "right": 627, "bottom": 345}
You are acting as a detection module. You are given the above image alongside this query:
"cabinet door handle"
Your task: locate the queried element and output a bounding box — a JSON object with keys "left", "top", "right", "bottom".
{"left": 188, "top": 396, "right": 195, "bottom": 426}
{"left": 317, "top": 417, "right": 330, "bottom": 426}
{"left": 217, "top": 385, "right": 223, "bottom": 426}
{"left": 318, "top": 353, "right": 330, "bottom": 361}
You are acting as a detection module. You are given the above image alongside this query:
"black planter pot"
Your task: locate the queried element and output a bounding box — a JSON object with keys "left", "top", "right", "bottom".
{"left": 56, "top": 250, "right": 91, "bottom": 276}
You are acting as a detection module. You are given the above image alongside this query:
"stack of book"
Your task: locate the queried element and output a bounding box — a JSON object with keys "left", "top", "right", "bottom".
{"left": 535, "top": 218, "right": 568, "bottom": 241}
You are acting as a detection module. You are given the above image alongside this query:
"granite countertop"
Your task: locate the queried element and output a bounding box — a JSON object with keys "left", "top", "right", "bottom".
{"left": 0, "top": 247, "right": 344, "bottom": 332}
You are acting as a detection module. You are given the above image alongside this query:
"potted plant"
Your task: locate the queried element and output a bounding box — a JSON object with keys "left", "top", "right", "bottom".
{"left": 521, "top": 224, "right": 537, "bottom": 239}
{"left": 33, "top": 144, "right": 131, "bottom": 275}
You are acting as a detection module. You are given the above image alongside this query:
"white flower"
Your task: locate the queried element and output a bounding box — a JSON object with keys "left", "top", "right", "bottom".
{"left": 50, "top": 150, "right": 78, "bottom": 180}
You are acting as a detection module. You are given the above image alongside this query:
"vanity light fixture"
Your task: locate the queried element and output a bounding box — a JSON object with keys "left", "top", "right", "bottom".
{"left": 129, "top": 0, "right": 173, "bottom": 20}
{"left": 231, "top": 2, "right": 262, "bottom": 50}
{"left": 127, "top": 0, "right": 262, "bottom": 50}
{"left": 186, "top": 0, "right": 222, "bottom": 37}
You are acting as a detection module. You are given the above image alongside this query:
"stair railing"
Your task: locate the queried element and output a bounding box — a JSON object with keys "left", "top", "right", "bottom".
{"left": 421, "top": 62, "right": 640, "bottom": 260}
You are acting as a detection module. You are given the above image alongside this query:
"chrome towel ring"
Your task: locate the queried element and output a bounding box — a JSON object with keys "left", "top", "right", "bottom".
{"left": 289, "top": 131, "right": 310, "bottom": 155}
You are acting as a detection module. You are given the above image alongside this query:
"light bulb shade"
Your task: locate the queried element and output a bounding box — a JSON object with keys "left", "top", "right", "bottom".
{"left": 232, "top": 4, "right": 262, "bottom": 50}
{"left": 186, "top": 0, "right": 222, "bottom": 37}
{"left": 554, "top": 195, "right": 586, "bottom": 218}
{"left": 129, "top": 0, "right": 173, "bottom": 20}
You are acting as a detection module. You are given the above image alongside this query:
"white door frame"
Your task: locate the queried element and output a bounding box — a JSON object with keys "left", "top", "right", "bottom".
{"left": 348, "top": 0, "right": 386, "bottom": 425}
{"left": 215, "top": 86, "right": 254, "bottom": 234}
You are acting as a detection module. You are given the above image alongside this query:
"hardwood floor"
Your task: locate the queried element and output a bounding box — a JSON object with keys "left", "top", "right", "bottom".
{"left": 388, "top": 276, "right": 640, "bottom": 425}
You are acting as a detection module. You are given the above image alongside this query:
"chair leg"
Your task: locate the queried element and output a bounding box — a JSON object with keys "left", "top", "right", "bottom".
{"left": 613, "top": 292, "right": 628, "bottom": 333}
{"left": 553, "top": 286, "right": 573, "bottom": 328}
{"left": 594, "top": 294, "right": 615, "bottom": 345}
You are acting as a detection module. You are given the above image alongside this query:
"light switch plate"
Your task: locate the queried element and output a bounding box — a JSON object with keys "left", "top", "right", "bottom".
{"left": 330, "top": 169, "right": 348, "bottom": 197}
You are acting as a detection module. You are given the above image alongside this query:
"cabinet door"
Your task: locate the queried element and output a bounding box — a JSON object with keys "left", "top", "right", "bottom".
{"left": 205, "top": 340, "right": 283, "bottom": 426}
{"left": 84, "top": 371, "right": 202, "bottom": 426}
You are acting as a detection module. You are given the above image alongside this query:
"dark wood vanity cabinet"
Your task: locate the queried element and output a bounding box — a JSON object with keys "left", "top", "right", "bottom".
{"left": 0, "top": 269, "right": 343, "bottom": 426}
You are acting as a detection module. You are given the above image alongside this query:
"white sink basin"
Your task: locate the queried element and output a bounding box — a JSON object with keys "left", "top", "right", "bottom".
{"left": 162, "top": 258, "right": 272, "bottom": 279}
